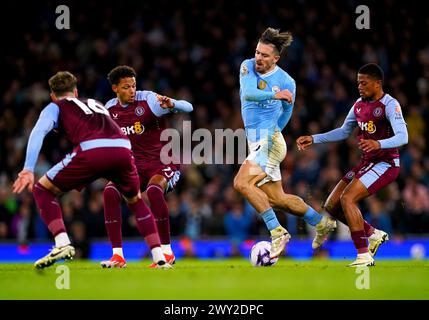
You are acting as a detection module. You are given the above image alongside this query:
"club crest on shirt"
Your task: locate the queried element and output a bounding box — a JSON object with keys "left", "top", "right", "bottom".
{"left": 241, "top": 64, "right": 249, "bottom": 75}
{"left": 373, "top": 107, "right": 383, "bottom": 117}
{"left": 258, "top": 80, "right": 267, "bottom": 90}
{"left": 272, "top": 86, "right": 280, "bottom": 93}
{"left": 135, "top": 106, "right": 145, "bottom": 116}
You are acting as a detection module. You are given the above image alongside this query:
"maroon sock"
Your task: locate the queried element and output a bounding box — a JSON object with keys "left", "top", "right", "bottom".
{"left": 147, "top": 184, "right": 170, "bottom": 245}
{"left": 127, "top": 198, "right": 161, "bottom": 249}
{"left": 363, "top": 220, "right": 375, "bottom": 237}
{"left": 33, "top": 183, "right": 66, "bottom": 237}
{"left": 351, "top": 230, "right": 369, "bottom": 254}
{"left": 103, "top": 183, "right": 123, "bottom": 248}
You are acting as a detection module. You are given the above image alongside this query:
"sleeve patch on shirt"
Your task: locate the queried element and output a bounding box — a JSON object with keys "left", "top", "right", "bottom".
{"left": 395, "top": 105, "right": 403, "bottom": 119}
{"left": 240, "top": 64, "right": 249, "bottom": 75}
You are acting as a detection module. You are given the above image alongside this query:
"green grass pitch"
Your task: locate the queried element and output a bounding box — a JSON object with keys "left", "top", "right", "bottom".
{"left": 1, "top": 258, "right": 428, "bottom": 300}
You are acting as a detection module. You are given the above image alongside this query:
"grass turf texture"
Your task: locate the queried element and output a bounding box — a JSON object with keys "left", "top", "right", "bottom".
{"left": 1, "top": 258, "right": 428, "bottom": 300}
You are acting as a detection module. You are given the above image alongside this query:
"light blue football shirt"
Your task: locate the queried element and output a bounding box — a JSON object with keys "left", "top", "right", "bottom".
{"left": 239, "top": 58, "right": 296, "bottom": 142}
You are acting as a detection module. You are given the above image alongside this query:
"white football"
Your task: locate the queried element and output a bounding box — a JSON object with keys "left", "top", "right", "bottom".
{"left": 249, "top": 241, "right": 279, "bottom": 267}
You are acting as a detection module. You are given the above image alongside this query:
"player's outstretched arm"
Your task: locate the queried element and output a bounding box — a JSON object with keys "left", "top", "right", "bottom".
{"left": 13, "top": 103, "right": 58, "bottom": 194}
{"left": 310, "top": 106, "right": 357, "bottom": 144}
{"left": 296, "top": 136, "right": 313, "bottom": 151}
{"left": 157, "top": 94, "right": 193, "bottom": 113}
{"left": 12, "top": 169, "right": 35, "bottom": 193}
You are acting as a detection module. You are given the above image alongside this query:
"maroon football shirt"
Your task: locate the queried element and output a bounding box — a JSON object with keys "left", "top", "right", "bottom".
{"left": 353, "top": 94, "right": 400, "bottom": 163}
{"left": 106, "top": 92, "right": 170, "bottom": 167}
{"left": 55, "top": 97, "right": 125, "bottom": 145}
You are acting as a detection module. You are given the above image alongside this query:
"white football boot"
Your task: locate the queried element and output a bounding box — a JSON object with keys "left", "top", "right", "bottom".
{"left": 368, "top": 229, "right": 389, "bottom": 257}
{"left": 34, "top": 244, "right": 75, "bottom": 269}
{"left": 312, "top": 216, "right": 337, "bottom": 249}
{"left": 270, "top": 226, "right": 291, "bottom": 259}
{"left": 348, "top": 252, "right": 375, "bottom": 267}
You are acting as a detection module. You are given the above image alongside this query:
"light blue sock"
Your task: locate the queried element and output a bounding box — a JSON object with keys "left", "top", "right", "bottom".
{"left": 302, "top": 206, "right": 323, "bottom": 226}
{"left": 261, "top": 208, "right": 281, "bottom": 231}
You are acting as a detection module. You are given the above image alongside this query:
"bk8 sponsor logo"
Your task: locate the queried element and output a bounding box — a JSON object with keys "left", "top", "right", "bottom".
{"left": 121, "top": 122, "right": 144, "bottom": 135}
{"left": 358, "top": 120, "right": 376, "bottom": 134}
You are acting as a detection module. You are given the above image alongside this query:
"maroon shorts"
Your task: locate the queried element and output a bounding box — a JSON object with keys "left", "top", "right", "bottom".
{"left": 342, "top": 159, "right": 400, "bottom": 195}
{"left": 137, "top": 162, "right": 181, "bottom": 193}
{"left": 46, "top": 146, "right": 140, "bottom": 198}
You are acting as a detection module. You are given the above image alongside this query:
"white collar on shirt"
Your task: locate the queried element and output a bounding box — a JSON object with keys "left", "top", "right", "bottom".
{"left": 257, "top": 65, "right": 279, "bottom": 78}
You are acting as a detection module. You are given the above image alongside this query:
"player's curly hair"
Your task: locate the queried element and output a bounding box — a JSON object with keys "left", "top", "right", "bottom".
{"left": 358, "top": 63, "right": 384, "bottom": 83}
{"left": 259, "top": 27, "right": 293, "bottom": 55}
{"left": 107, "top": 65, "right": 137, "bottom": 85}
{"left": 48, "top": 71, "right": 77, "bottom": 96}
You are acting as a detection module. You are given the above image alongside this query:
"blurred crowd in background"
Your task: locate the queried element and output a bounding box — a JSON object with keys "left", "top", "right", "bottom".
{"left": 1, "top": 1, "right": 428, "bottom": 257}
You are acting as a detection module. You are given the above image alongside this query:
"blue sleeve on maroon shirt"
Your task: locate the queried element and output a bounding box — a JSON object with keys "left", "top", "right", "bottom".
{"left": 23, "top": 103, "right": 59, "bottom": 172}
{"left": 312, "top": 106, "right": 357, "bottom": 143}
{"left": 378, "top": 99, "right": 408, "bottom": 149}
{"left": 136, "top": 90, "right": 193, "bottom": 117}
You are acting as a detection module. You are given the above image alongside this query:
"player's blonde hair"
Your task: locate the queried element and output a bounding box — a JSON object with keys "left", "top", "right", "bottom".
{"left": 48, "top": 71, "right": 77, "bottom": 96}
{"left": 259, "top": 28, "right": 293, "bottom": 55}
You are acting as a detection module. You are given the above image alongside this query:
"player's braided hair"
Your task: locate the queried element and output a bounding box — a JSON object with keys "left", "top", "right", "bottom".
{"left": 259, "top": 27, "right": 293, "bottom": 55}
{"left": 107, "top": 65, "right": 137, "bottom": 85}
{"left": 48, "top": 71, "right": 77, "bottom": 96}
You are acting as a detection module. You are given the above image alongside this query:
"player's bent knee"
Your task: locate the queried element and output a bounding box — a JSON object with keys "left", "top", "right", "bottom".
{"left": 235, "top": 183, "right": 248, "bottom": 195}
{"left": 233, "top": 177, "right": 244, "bottom": 193}
{"left": 123, "top": 194, "right": 140, "bottom": 204}
{"left": 103, "top": 183, "right": 121, "bottom": 200}
{"left": 340, "top": 192, "right": 354, "bottom": 206}
{"left": 234, "top": 180, "right": 253, "bottom": 197}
